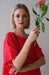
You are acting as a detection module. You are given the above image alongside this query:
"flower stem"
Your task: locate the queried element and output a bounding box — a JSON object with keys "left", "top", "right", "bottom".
{"left": 34, "top": 40, "right": 36, "bottom": 46}
{"left": 41, "top": 17, "right": 46, "bottom": 20}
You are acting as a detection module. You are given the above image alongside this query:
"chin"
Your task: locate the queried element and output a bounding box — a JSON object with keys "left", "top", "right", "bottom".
{"left": 18, "top": 26, "right": 24, "bottom": 28}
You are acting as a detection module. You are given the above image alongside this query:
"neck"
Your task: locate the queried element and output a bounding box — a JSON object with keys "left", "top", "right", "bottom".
{"left": 14, "top": 27, "right": 25, "bottom": 35}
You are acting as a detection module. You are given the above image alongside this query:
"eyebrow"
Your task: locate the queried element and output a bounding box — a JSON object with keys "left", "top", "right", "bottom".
{"left": 15, "top": 13, "right": 27, "bottom": 16}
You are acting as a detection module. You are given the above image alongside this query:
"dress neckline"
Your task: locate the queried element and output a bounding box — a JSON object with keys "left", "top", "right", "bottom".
{"left": 11, "top": 32, "right": 29, "bottom": 39}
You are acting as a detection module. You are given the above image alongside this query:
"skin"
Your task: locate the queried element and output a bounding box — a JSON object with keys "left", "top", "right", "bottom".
{"left": 9, "top": 56, "right": 45, "bottom": 74}
{"left": 13, "top": 8, "right": 29, "bottom": 36}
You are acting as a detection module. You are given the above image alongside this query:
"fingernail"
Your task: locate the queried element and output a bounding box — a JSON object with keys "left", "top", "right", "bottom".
{"left": 9, "top": 71, "right": 12, "bottom": 74}
{"left": 15, "top": 71, "right": 18, "bottom": 74}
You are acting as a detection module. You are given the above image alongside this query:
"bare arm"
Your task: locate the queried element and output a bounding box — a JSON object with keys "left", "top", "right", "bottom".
{"left": 19, "top": 56, "right": 46, "bottom": 72}
{"left": 12, "top": 37, "right": 32, "bottom": 71}
{"left": 9, "top": 56, "right": 46, "bottom": 74}
{"left": 12, "top": 25, "right": 40, "bottom": 71}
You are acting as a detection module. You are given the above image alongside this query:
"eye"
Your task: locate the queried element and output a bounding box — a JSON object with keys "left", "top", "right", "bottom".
{"left": 23, "top": 15, "right": 27, "bottom": 17}
{"left": 15, "top": 15, "right": 19, "bottom": 18}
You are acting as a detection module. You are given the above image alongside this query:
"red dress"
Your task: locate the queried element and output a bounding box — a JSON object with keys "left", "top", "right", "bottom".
{"left": 2, "top": 32, "right": 44, "bottom": 75}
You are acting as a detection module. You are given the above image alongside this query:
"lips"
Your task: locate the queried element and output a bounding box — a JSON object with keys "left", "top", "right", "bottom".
{"left": 19, "top": 23, "right": 24, "bottom": 24}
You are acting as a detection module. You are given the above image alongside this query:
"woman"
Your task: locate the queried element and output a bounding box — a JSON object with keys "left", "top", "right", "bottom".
{"left": 2, "top": 3, "right": 46, "bottom": 75}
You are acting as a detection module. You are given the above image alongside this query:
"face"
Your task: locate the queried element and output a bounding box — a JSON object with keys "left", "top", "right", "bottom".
{"left": 13, "top": 8, "right": 29, "bottom": 29}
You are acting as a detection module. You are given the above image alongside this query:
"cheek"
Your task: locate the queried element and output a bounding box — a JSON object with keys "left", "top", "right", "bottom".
{"left": 14, "top": 17, "right": 18, "bottom": 23}
{"left": 24, "top": 19, "right": 28, "bottom": 24}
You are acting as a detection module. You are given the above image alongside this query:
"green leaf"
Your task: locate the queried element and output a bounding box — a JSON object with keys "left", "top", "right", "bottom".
{"left": 41, "top": 6, "right": 48, "bottom": 17}
{"left": 35, "top": 16, "right": 40, "bottom": 26}
{"left": 46, "top": 17, "right": 49, "bottom": 21}
{"left": 41, "top": 22, "right": 45, "bottom": 32}
{"left": 32, "top": 7, "right": 37, "bottom": 15}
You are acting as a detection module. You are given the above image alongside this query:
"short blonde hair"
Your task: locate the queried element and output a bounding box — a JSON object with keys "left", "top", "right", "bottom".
{"left": 11, "top": 4, "right": 30, "bottom": 29}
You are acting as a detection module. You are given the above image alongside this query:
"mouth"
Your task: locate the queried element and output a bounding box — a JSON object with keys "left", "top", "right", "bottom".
{"left": 19, "top": 23, "right": 24, "bottom": 24}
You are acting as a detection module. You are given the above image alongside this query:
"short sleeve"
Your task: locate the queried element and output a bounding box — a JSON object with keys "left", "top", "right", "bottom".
{"left": 35, "top": 41, "right": 44, "bottom": 59}
{"left": 3, "top": 33, "right": 19, "bottom": 64}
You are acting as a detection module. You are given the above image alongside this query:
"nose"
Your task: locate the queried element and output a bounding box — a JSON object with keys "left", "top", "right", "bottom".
{"left": 20, "top": 16, "right": 23, "bottom": 21}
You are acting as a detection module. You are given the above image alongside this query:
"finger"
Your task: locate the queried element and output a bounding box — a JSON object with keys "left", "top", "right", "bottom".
{"left": 35, "top": 32, "right": 39, "bottom": 36}
{"left": 35, "top": 28, "right": 40, "bottom": 32}
{"left": 8, "top": 63, "right": 14, "bottom": 66}
{"left": 35, "top": 31, "right": 40, "bottom": 36}
{"left": 34, "top": 29, "right": 40, "bottom": 34}
{"left": 9, "top": 67, "right": 16, "bottom": 74}
{"left": 35, "top": 31, "right": 40, "bottom": 33}
{"left": 33, "top": 27, "right": 40, "bottom": 31}
{"left": 36, "top": 26, "right": 40, "bottom": 30}
{"left": 37, "top": 33, "right": 39, "bottom": 36}
{"left": 9, "top": 68, "right": 14, "bottom": 74}
{"left": 35, "top": 31, "right": 40, "bottom": 34}
{"left": 33, "top": 25, "right": 40, "bottom": 31}
{"left": 14, "top": 70, "right": 19, "bottom": 74}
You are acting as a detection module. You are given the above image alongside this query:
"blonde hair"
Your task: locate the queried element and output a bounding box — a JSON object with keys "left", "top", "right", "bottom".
{"left": 11, "top": 4, "right": 30, "bottom": 29}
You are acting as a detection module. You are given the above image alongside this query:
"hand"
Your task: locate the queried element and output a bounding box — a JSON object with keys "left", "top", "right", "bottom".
{"left": 9, "top": 64, "right": 19, "bottom": 74}
{"left": 8, "top": 63, "right": 27, "bottom": 74}
{"left": 28, "top": 25, "right": 40, "bottom": 43}
{"left": 8, "top": 63, "right": 29, "bottom": 74}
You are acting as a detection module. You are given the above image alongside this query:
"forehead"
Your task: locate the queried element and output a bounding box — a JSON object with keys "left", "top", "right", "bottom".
{"left": 14, "top": 8, "right": 28, "bottom": 15}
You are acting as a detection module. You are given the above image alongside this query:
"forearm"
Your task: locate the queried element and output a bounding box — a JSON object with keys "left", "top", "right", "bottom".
{"left": 12, "top": 37, "right": 32, "bottom": 71}
{"left": 19, "top": 57, "right": 46, "bottom": 72}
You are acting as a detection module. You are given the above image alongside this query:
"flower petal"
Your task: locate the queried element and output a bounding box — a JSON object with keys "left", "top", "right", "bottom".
{"left": 35, "top": 0, "right": 46, "bottom": 7}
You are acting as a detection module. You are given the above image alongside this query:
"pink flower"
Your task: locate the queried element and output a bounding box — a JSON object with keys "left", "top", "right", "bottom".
{"left": 35, "top": 0, "right": 46, "bottom": 7}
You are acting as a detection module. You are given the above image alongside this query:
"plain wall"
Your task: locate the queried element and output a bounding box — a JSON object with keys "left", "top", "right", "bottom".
{"left": 0, "top": 0, "right": 49, "bottom": 75}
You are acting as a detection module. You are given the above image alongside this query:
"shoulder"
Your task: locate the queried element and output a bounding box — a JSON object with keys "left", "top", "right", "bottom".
{"left": 4, "top": 32, "right": 17, "bottom": 44}
{"left": 6, "top": 32, "right": 15, "bottom": 38}
{"left": 5, "top": 32, "right": 14, "bottom": 41}
{"left": 6, "top": 32, "right": 13, "bottom": 36}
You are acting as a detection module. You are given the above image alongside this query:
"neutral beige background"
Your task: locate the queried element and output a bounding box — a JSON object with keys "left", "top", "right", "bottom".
{"left": 0, "top": 0, "right": 49, "bottom": 75}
